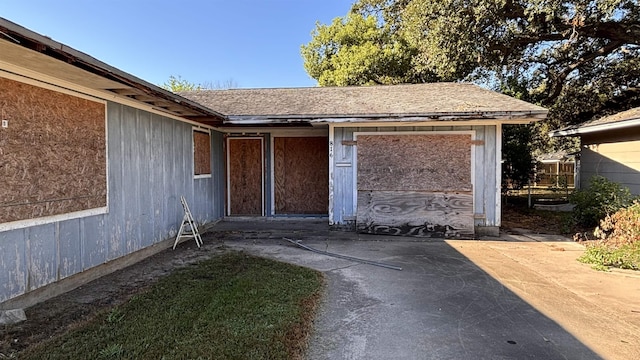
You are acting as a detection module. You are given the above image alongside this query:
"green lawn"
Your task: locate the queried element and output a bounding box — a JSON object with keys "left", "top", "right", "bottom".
{"left": 21, "top": 252, "right": 324, "bottom": 360}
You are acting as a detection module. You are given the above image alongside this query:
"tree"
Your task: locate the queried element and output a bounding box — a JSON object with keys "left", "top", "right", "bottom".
{"left": 302, "top": 0, "right": 640, "bottom": 150}
{"left": 301, "top": 12, "right": 434, "bottom": 86}
{"left": 161, "top": 75, "right": 203, "bottom": 92}
{"left": 502, "top": 124, "right": 535, "bottom": 190}
{"left": 161, "top": 75, "right": 239, "bottom": 92}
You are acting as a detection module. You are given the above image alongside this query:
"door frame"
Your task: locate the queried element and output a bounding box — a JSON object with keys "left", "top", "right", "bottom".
{"left": 226, "top": 136, "right": 265, "bottom": 216}
{"left": 269, "top": 133, "right": 329, "bottom": 216}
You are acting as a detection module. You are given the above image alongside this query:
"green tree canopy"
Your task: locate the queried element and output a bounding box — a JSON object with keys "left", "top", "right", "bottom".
{"left": 161, "top": 75, "right": 203, "bottom": 92}
{"left": 161, "top": 76, "right": 239, "bottom": 92}
{"left": 302, "top": 0, "right": 640, "bottom": 152}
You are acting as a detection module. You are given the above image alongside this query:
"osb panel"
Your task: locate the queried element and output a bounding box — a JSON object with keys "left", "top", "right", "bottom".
{"left": 274, "top": 137, "right": 328, "bottom": 214}
{"left": 0, "top": 77, "right": 106, "bottom": 224}
{"left": 357, "top": 134, "right": 472, "bottom": 192}
{"left": 228, "top": 138, "right": 262, "bottom": 215}
{"left": 356, "top": 190, "right": 474, "bottom": 238}
{"left": 193, "top": 131, "right": 211, "bottom": 175}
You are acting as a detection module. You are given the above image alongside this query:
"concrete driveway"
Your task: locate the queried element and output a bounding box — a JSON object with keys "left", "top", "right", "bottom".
{"left": 212, "top": 220, "right": 640, "bottom": 360}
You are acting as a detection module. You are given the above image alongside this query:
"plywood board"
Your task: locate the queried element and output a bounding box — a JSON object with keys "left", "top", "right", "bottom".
{"left": 228, "top": 138, "right": 262, "bottom": 215}
{"left": 0, "top": 77, "right": 106, "bottom": 224}
{"left": 274, "top": 137, "right": 328, "bottom": 214}
{"left": 357, "top": 134, "right": 471, "bottom": 192}
{"left": 193, "top": 130, "right": 211, "bottom": 175}
{"left": 356, "top": 191, "right": 474, "bottom": 238}
{"left": 356, "top": 133, "right": 474, "bottom": 237}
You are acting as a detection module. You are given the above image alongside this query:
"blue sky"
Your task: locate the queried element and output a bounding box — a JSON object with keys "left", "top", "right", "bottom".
{"left": 3, "top": 0, "right": 353, "bottom": 88}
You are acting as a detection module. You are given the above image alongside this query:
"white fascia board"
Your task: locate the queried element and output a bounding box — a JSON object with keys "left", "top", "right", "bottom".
{"left": 327, "top": 119, "right": 537, "bottom": 128}
{"left": 550, "top": 118, "right": 640, "bottom": 137}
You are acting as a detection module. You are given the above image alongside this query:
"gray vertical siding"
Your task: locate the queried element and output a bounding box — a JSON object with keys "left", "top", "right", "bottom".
{"left": 0, "top": 102, "right": 224, "bottom": 304}
{"left": 330, "top": 125, "right": 499, "bottom": 228}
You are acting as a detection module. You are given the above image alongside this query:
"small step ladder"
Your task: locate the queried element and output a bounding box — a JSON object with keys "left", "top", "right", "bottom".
{"left": 173, "top": 196, "right": 203, "bottom": 249}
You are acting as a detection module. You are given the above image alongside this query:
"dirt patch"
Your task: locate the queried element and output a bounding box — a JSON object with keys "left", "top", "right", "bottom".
{"left": 0, "top": 230, "right": 237, "bottom": 358}
{"left": 0, "top": 211, "right": 582, "bottom": 358}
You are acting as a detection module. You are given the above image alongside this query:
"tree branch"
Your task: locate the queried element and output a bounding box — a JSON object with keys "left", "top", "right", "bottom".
{"left": 545, "top": 41, "right": 624, "bottom": 104}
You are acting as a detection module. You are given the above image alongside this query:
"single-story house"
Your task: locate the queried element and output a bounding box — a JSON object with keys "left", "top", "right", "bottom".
{"left": 181, "top": 87, "right": 547, "bottom": 239}
{"left": 0, "top": 17, "right": 547, "bottom": 307}
{"left": 550, "top": 107, "right": 640, "bottom": 195}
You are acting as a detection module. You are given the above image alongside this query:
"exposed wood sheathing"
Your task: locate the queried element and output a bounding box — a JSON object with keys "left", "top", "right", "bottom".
{"left": 228, "top": 138, "right": 262, "bottom": 215}
{"left": 0, "top": 77, "right": 106, "bottom": 224}
{"left": 274, "top": 137, "right": 328, "bottom": 214}
{"left": 357, "top": 134, "right": 471, "bottom": 191}
{"left": 357, "top": 191, "right": 474, "bottom": 237}
{"left": 193, "top": 131, "right": 211, "bottom": 175}
{"left": 356, "top": 134, "right": 473, "bottom": 237}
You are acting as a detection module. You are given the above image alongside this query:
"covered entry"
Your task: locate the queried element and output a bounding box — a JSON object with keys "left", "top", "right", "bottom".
{"left": 355, "top": 133, "right": 474, "bottom": 238}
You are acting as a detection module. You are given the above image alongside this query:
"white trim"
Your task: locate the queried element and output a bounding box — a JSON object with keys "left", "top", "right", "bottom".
{"left": 270, "top": 135, "right": 275, "bottom": 216}
{"left": 226, "top": 137, "right": 265, "bottom": 216}
{"left": 495, "top": 124, "right": 503, "bottom": 227}
{"left": 0, "top": 207, "right": 107, "bottom": 233}
{"left": 328, "top": 124, "right": 335, "bottom": 225}
{"left": 0, "top": 64, "right": 218, "bottom": 130}
{"left": 194, "top": 174, "right": 212, "bottom": 179}
{"left": 192, "top": 127, "right": 212, "bottom": 179}
{"left": 320, "top": 119, "right": 540, "bottom": 127}
{"left": 550, "top": 118, "right": 640, "bottom": 137}
{"left": 269, "top": 133, "right": 331, "bottom": 216}
{"left": 351, "top": 130, "right": 477, "bottom": 224}
{"left": 218, "top": 127, "right": 328, "bottom": 136}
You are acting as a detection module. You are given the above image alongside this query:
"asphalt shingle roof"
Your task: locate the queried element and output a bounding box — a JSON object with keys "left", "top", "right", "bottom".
{"left": 577, "top": 107, "right": 640, "bottom": 128}
{"left": 180, "top": 83, "right": 547, "bottom": 119}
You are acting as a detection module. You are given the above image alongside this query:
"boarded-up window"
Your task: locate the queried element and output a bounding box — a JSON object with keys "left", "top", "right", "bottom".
{"left": 356, "top": 134, "right": 474, "bottom": 238}
{"left": 0, "top": 77, "right": 106, "bottom": 224}
{"left": 193, "top": 129, "right": 211, "bottom": 176}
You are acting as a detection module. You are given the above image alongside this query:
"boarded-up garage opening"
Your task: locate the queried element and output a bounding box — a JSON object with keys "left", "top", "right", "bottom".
{"left": 227, "top": 137, "right": 263, "bottom": 216}
{"left": 356, "top": 133, "right": 474, "bottom": 238}
{"left": 274, "top": 137, "right": 328, "bottom": 214}
{"left": 0, "top": 77, "right": 106, "bottom": 224}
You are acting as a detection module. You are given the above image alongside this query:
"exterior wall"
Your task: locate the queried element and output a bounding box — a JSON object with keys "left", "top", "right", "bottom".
{"left": 330, "top": 125, "right": 500, "bottom": 230}
{"left": 581, "top": 127, "right": 640, "bottom": 195}
{"left": 0, "top": 101, "right": 225, "bottom": 304}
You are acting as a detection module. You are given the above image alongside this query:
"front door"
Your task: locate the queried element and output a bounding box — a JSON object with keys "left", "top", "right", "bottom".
{"left": 227, "top": 137, "right": 264, "bottom": 216}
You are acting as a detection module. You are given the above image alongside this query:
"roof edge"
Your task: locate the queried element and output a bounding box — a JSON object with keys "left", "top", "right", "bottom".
{"left": 0, "top": 17, "right": 225, "bottom": 123}
{"left": 225, "top": 110, "right": 548, "bottom": 123}
{"left": 550, "top": 118, "right": 640, "bottom": 137}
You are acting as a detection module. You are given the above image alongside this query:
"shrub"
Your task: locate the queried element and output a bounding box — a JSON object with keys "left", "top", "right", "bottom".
{"left": 578, "top": 201, "right": 640, "bottom": 270}
{"left": 569, "top": 176, "right": 636, "bottom": 227}
{"left": 593, "top": 201, "right": 640, "bottom": 245}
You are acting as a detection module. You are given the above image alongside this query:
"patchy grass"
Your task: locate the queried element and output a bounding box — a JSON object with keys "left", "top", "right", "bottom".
{"left": 578, "top": 241, "right": 640, "bottom": 271}
{"left": 20, "top": 252, "right": 324, "bottom": 360}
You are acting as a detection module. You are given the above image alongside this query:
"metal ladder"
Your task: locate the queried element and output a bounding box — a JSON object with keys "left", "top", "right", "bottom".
{"left": 173, "top": 196, "right": 203, "bottom": 249}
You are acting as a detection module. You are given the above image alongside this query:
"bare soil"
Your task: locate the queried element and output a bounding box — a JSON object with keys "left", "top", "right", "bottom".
{"left": 0, "top": 208, "right": 566, "bottom": 358}
{"left": 0, "top": 230, "right": 232, "bottom": 358}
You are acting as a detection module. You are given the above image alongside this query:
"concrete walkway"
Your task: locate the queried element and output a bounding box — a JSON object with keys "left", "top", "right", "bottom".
{"left": 211, "top": 220, "right": 640, "bottom": 360}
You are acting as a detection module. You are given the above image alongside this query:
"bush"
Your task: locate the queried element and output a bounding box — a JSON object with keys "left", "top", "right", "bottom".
{"left": 578, "top": 201, "right": 640, "bottom": 270}
{"left": 593, "top": 201, "right": 640, "bottom": 244}
{"left": 569, "top": 176, "right": 636, "bottom": 227}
